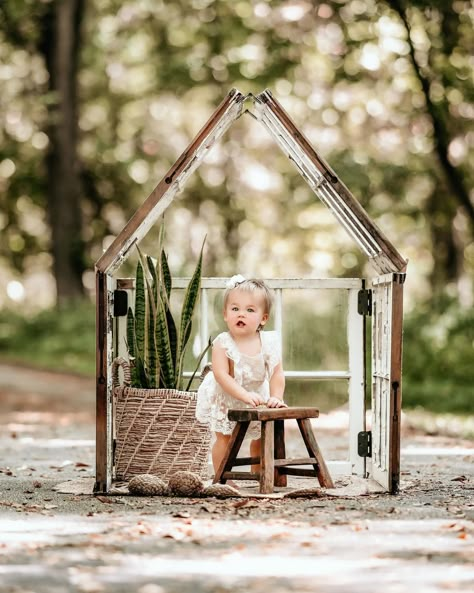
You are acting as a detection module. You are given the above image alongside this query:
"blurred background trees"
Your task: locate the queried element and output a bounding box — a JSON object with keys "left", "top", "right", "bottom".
{"left": 0, "top": 0, "right": 472, "bottom": 412}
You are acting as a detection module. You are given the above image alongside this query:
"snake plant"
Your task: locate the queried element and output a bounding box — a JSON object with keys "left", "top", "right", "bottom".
{"left": 126, "top": 228, "right": 210, "bottom": 390}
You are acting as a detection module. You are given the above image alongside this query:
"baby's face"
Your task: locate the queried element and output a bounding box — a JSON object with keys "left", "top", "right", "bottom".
{"left": 224, "top": 289, "right": 268, "bottom": 336}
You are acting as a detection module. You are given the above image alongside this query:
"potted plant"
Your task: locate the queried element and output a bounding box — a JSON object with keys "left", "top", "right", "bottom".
{"left": 112, "top": 226, "right": 211, "bottom": 481}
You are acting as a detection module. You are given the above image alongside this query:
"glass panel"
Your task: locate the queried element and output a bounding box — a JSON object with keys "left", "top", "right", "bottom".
{"left": 175, "top": 284, "right": 351, "bottom": 414}
{"left": 282, "top": 288, "right": 348, "bottom": 372}
{"left": 284, "top": 379, "right": 348, "bottom": 411}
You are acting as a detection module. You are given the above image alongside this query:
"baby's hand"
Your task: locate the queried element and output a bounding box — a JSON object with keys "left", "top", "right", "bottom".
{"left": 244, "top": 392, "right": 265, "bottom": 407}
{"left": 267, "top": 396, "right": 288, "bottom": 408}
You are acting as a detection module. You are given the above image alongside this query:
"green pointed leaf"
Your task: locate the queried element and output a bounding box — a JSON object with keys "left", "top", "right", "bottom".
{"left": 147, "top": 255, "right": 158, "bottom": 308}
{"left": 161, "top": 250, "right": 172, "bottom": 302}
{"left": 134, "top": 260, "right": 146, "bottom": 363}
{"left": 155, "top": 294, "right": 175, "bottom": 388}
{"left": 126, "top": 307, "right": 140, "bottom": 387}
{"left": 166, "top": 307, "right": 178, "bottom": 371}
{"left": 177, "top": 238, "right": 205, "bottom": 364}
{"left": 126, "top": 307, "right": 136, "bottom": 359}
{"left": 176, "top": 319, "right": 193, "bottom": 390}
{"left": 135, "top": 353, "right": 150, "bottom": 389}
{"left": 147, "top": 300, "right": 157, "bottom": 388}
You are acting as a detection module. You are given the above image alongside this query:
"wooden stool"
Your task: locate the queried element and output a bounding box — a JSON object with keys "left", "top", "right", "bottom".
{"left": 213, "top": 406, "right": 335, "bottom": 494}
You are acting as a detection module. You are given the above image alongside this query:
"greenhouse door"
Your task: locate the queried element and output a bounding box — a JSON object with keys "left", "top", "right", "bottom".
{"left": 370, "top": 273, "right": 405, "bottom": 493}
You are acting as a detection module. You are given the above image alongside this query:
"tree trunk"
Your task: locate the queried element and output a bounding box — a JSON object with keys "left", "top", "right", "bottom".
{"left": 42, "top": 0, "right": 85, "bottom": 305}
{"left": 388, "top": 0, "right": 474, "bottom": 229}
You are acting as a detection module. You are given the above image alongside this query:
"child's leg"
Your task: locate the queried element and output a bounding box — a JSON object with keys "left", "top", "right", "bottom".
{"left": 250, "top": 438, "right": 261, "bottom": 473}
{"left": 212, "top": 432, "right": 231, "bottom": 474}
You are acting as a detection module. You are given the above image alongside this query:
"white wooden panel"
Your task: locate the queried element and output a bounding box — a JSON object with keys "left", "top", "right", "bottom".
{"left": 172, "top": 278, "right": 362, "bottom": 290}
{"left": 370, "top": 275, "right": 393, "bottom": 490}
{"left": 253, "top": 95, "right": 405, "bottom": 274}
{"left": 348, "top": 287, "right": 366, "bottom": 477}
{"left": 98, "top": 91, "right": 245, "bottom": 275}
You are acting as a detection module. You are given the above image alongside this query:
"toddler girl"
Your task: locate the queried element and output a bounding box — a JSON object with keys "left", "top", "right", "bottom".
{"left": 196, "top": 275, "right": 287, "bottom": 476}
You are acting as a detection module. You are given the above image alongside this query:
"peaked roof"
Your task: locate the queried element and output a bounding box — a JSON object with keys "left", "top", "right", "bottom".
{"left": 95, "top": 88, "right": 407, "bottom": 276}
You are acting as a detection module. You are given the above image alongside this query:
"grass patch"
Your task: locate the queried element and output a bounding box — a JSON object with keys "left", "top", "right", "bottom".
{"left": 401, "top": 296, "right": 474, "bottom": 415}
{"left": 0, "top": 301, "right": 95, "bottom": 376}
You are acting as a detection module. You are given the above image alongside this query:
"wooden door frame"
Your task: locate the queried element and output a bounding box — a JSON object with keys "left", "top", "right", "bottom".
{"left": 369, "top": 272, "right": 405, "bottom": 493}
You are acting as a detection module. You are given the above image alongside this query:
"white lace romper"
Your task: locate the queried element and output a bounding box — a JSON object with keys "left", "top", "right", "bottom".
{"left": 196, "top": 330, "right": 282, "bottom": 439}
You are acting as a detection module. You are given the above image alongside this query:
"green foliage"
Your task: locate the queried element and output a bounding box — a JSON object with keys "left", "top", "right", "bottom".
{"left": 0, "top": 302, "right": 95, "bottom": 375}
{"left": 0, "top": 292, "right": 472, "bottom": 416}
{"left": 126, "top": 233, "right": 209, "bottom": 390}
{"left": 1, "top": 0, "right": 473, "bottom": 308}
{"left": 402, "top": 297, "right": 474, "bottom": 414}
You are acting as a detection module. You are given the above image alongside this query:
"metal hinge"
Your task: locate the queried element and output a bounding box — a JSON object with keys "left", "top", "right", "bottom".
{"left": 358, "top": 431, "right": 372, "bottom": 457}
{"left": 357, "top": 289, "right": 372, "bottom": 316}
{"left": 113, "top": 290, "right": 128, "bottom": 317}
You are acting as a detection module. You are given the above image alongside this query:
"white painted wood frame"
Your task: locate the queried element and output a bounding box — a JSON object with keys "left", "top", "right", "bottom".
{"left": 126, "top": 277, "right": 367, "bottom": 478}
{"left": 95, "top": 88, "right": 407, "bottom": 493}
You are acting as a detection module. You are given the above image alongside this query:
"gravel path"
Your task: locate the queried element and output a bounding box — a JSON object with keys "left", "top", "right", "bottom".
{"left": 0, "top": 362, "right": 472, "bottom": 593}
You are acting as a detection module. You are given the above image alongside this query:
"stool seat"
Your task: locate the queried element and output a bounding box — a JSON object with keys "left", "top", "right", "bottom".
{"left": 213, "top": 406, "right": 335, "bottom": 494}
{"left": 228, "top": 406, "right": 320, "bottom": 422}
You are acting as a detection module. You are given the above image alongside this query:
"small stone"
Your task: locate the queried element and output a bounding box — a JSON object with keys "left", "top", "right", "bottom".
{"left": 128, "top": 474, "right": 168, "bottom": 496}
{"left": 202, "top": 483, "right": 240, "bottom": 498}
{"left": 168, "top": 471, "right": 204, "bottom": 497}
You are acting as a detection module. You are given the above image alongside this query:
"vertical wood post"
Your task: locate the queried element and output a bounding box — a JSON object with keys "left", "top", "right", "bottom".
{"left": 94, "top": 270, "right": 114, "bottom": 493}
{"left": 260, "top": 420, "right": 275, "bottom": 494}
{"left": 390, "top": 274, "right": 405, "bottom": 493}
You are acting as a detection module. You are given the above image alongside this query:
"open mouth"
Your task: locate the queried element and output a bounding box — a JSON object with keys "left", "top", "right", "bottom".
{"left": 236, "top": 321, "right": 246, "bottom": 327}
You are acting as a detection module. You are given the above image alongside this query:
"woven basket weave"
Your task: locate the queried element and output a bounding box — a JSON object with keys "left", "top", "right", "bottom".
{"left": 112, "top": 358, "right": 211, "bottom": 481}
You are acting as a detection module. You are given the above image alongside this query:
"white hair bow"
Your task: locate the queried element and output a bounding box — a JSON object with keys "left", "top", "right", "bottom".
{"left": 225, "top": 274, "right": 246, "bottom": 289}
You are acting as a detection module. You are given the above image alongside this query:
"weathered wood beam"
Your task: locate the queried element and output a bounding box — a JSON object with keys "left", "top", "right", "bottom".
{"left": 96, "top": 88, "right": 246, "bottom": 275}
{"left": 254, "top": 89, "right": 407, "bottom": 275}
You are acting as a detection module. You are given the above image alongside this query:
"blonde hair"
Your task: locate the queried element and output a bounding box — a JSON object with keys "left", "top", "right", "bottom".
{"left": 223, "top": 278, "right": 273, "bottom": 315}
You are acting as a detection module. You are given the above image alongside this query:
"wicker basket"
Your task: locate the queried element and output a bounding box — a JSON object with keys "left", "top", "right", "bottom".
{"left": 112, "top": 357, "right": 211, "bottom": 481}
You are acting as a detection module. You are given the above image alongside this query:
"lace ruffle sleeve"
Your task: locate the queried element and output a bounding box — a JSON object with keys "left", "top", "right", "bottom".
{"left": 261, "top": 331, "right": 282, "bottom": 376}
{"left": 213, "top": 332, "right": 241, "bottom": 365}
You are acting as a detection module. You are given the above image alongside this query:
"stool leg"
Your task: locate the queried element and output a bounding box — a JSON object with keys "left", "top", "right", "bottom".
{"left": 297, "top": 418, "right": 335, "bottom": 489}
{"left": 274, "top": 419, "right": 287, "bottom": 487}
{"left": 213, "top": 421, "right": 250, "bottom": 484}
{"left": 260, "top": 420, "right": 274, "bottom": 494}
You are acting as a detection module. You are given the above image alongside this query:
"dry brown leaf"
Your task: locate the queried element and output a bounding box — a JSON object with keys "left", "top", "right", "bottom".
{"left": 233, "top": 499, "right": 249, "bottom": 508}
{"left": 443, "top": 523, "right": 465, "bottom": 531}
{"left": 95, "top": 496, "right": 114, "bottom": 504}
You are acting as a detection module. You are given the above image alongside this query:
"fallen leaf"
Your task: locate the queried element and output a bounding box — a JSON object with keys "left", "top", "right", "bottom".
{"left": 95, "top": 496, "right": 114, "bottom": 504}
{"left": 233, "top": 499, "right": 249, "bottom": 509}
{"left": 444, "top": 523, "right": 466, "bottom": 532}
{"left": 172, "top": 511, "right": 191, "bottom": 518}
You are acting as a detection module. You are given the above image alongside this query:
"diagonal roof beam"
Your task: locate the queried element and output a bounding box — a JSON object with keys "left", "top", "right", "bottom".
{"left": 96, "top": 88, "right": 246, "bottom": 274}
{"left": 253, "top": 90, "right": 407, "bottom": 274}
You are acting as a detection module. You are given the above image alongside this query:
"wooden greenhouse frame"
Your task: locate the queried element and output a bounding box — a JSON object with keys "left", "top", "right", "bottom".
{"left": 94, "top": 88, "right": 407, "bottom": 495}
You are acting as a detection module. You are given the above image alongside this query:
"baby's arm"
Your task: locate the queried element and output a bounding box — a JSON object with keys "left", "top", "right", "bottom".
{"left": 267, "top": 362, "right": 287, "bottom": 408}
{"left": 212, "top": 342, "right": 264, "bottom": 407}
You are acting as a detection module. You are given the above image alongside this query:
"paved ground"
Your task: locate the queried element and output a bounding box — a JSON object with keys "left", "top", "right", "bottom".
{"left": 0, "top": 362, "right": 473, "bottom": 593}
